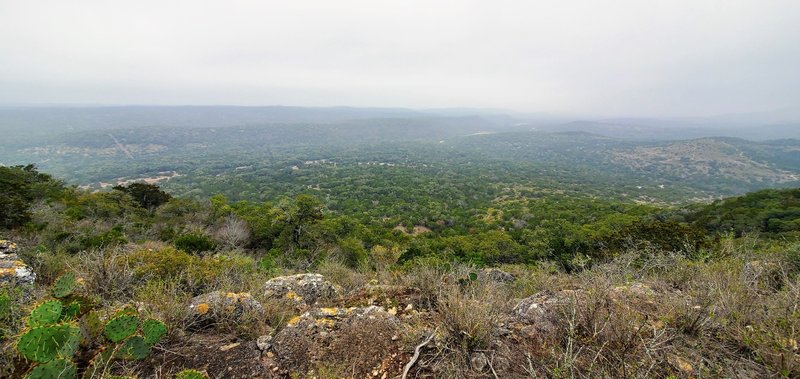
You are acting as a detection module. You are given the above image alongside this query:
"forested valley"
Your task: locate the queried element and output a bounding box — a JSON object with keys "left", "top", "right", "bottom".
{"left": 2, "top": 108, "right": 800, "bottom": 378}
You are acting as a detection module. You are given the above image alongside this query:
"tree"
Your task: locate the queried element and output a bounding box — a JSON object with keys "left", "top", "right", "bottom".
{"left": 0, "top": 165, "right": 62, "bottom": 229}
{"left": 113, "top": 183, "right": 171, "bottom": 210}
{"left": 215, "top": 214, "right": 250, "bottom": 250}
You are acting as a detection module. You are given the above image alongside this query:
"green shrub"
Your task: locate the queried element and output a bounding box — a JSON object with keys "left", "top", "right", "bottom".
{"left": 79, "top": 225, "right": 128, "bottom": 250}
{"left": 174, "top": 231, "right": 216, "bottom": 254}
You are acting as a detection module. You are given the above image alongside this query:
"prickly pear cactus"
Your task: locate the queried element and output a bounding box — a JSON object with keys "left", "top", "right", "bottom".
{"left": 17, "top": 323, "right": 81, "bottom": 362}
{"left": 104, "top": 314, "right": 140, "bottom": 342}
{"left": 115, "top": 306, "right": 138, "bottom": 317}
{"left": 80, "top": 310, "right": 103, "bottom": 342}
{"left": 27, "top": 300, "right": 63, "bottom": 327}
{"left": 116, "top": 335, "right": 150, "bottom": 360}
{"left": 174, "top": 369, "right": 209, "bottom": 379}
{"left": 142, "top": 318, "right": 167, "bottom": 345}
{"left": 60, "top": 301, "right": 81, "bottom": 321}
{"left": 82, "top": 348, "right": 113, "bottom": 379}
{"left": 52, "top": 272, "right": 77, "bottom": 298}
{"left": 23, "top": 358, "right": 77, "bottom": 379}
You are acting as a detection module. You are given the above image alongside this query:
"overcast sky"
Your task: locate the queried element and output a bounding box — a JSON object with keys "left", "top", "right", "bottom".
{"left": 1, "top": 1, "right": 798, "bottom": 117}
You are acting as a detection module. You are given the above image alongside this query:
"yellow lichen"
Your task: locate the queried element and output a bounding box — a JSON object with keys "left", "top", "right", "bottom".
{"left": 287, "top": 315, "right": 302, "bottom": 327}
{"left": 0, "top": 268, "right": 16, "bottom": 276}
{"left": 285, "top": 290, "right": 303, "bottom": 301}
{"left": 196, "top": 303, "right": 210, "bottom": 315}
{"left": 315, "top": 318, "right": 335, "bottom": 328}
{"left": 319, "top": 307, "right": 339, "bottom": 316}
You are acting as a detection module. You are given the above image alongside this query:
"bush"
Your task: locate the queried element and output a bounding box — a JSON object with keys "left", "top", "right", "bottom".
{"left": 79, "top": 225, "right": 128, "bottom": 250}
{"left": 128, "top": 245, "right": 257, "bottom": 295}
{"left": 174, "top": 231, "right": 216, "bottom": 254}
{"left": 113, "top": 182, "right": 172, "bottom": 210}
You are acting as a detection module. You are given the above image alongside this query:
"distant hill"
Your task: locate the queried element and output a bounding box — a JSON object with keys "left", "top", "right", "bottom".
{"left": 611, "top": 138, "right": 800, "bottom": 184}
{"left": 538, "top": 120, "right": 800, "bottom": 141}
{"left": 688, "top": 187, "right": 800, "bottom": 237}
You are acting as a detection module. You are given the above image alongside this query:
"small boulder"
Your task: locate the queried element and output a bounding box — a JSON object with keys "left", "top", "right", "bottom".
{"left": 480, "top": 268, "right": 516, "bottom": 283}
{"left": 470, "top": 352, "right": 488, "bottom": 372}
{"left": 668, "top": 355, "right": 695, "bottom": 376}
{"left": 0, "top": 240, "right": 35, "bottom": 285}
{"left": 256, "top": 334, "right": 273, "bottom": 351}
{"left": 511, "top": 290, "right": 580, "bottom": 339}
{"left": 512, "top": 290, "right": 578, "bottom": 324}
{"left": 188, "top": 291, "right": 263, "bottom": 323}
{"left": 0, "top": 240, "right": 18, "bottom": 254}
{"left": 262, "top": 273, "right": 339, "bottom": 307}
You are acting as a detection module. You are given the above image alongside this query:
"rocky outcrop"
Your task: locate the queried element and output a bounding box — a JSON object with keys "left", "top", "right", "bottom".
{"left": 262, "top": 273, "right": 339, "bottom": 307}
{"left": 0, "top": 240, "right": 35, "bottom": 285}
{"left": 343, "top": 284, "right": 420, "bottom": 314}
{"left": 188, "top": 291, "right": 263, "bottom": 324}
{"left": 266, "top": 306, "right": 403, "bottom": 377}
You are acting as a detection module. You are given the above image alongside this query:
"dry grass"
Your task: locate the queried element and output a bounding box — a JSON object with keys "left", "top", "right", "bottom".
{"left": 4, "top": 237, "right": 800, "bottom": 378}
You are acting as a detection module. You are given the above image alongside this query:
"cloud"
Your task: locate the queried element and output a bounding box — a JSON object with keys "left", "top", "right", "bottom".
{"left": 1, "top": 0, "right": 798, "bottom": 116}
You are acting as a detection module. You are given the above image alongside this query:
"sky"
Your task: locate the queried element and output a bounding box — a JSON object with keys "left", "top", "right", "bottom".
{"left": 0, "top": 0, "right": 798, "bottom": 117}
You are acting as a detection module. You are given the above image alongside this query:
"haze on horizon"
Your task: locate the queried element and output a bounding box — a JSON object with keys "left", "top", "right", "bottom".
{"left": 1, "top": 0, "right": 798, "bottom": 118}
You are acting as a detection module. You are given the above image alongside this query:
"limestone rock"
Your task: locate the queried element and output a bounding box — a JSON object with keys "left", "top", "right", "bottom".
{"left": 480, "top": 268, "right": 516, "bottom": 283}
{"left": 511, "top": 290, "right": 580, "bottom": 339}
{"left": 513, "top": 290, "right": 578, "bottom": 324}
{"left": 470, "top": 352, "right": 488, "bottom": 372}
{"left": 256, "top": 334, "right": 273, "bottom": 351}
{"left": 188, "top": 291, "right": 263, "bottom": 323}
{"left": 343, "top": 284, "right": 420, "bottom": 313}
{"left": 268, "top": 306, "right": 400, "bottom": 375}
{"left": 0, "top": 240, "right": 17, "bottom": 254}
{"left": 262, "top": 273, "right": 339, "bottom": 307}
{"left": 668, "top": 355, "right": 695, "bottom": 375}
{"left": 0, "top": 240, "right": 35, "bottom": 285}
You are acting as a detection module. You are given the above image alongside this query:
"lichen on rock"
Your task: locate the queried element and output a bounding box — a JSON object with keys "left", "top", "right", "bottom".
{"left": 262, "top": 273, "right": 340, "bottom": 307}
{"left": 188, "top": 291, "right": 263, "bottom": 323}
{"left": 0, "top": 240, "right": 35, "bottom": 285}
{"left": 267, "top": 305, "right": 401, "bottom": 376}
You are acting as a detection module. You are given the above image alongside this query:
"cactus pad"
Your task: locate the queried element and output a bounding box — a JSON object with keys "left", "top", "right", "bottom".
{"left": 115, "top": 306, "right": 138, "bottom": 317}
{"left": 60, "top": 301, "right": 81, "bottom": 321}
{"left": 104, "top": 314, "right": 140, "bottom": 342}
{"left": 80, "top": 310, "right": 103, "bottom": 342}
{"left": 23, "top": 359, "right": 77, "bottom": 379}
{"left": 52, "top": 272, "right": 77, "bottom": 298}
{"left": 17, "top": 323, "right": 81, "bottom": 362}
{"left": 28, "top": 300, "right": 63, "bottom": 327}
{"left": 174, "top": 369, "right": 208, "bottom": 379}
{"left": 142, "top": 318, "right": 167, "bottom": 345}
{"left": 115, "top": 335, "right": 150, "bottom": 360}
